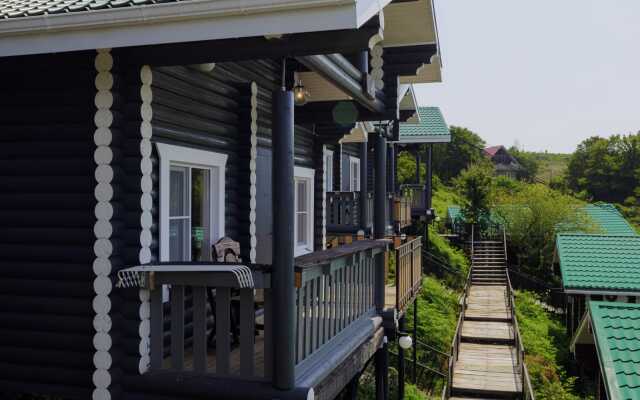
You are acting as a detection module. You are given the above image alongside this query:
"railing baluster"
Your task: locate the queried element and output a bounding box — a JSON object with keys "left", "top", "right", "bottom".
{"left": 311, "top": 278, "right": 318, "bottom": 353}
{"left": 239, "top": 288, "right": 255, "bottom": 377}
{"left": 192, "top": 286, "right": 207, "bottom": 373}
{"left": 296, "top": 286, "right": 304, "bottom": 363}
{"left": 171, "top": 285, "right": 185, "bottom": 370}
{"left": 305, "top": 281, "right": 311, "bottom": 358}
{"left": 319, "top": 276, "right": 325, "bottom": 347}
{"left": 150, "top": 287, "right": 164, "bottom": 370}
{"left": 216, "top": 287, "right": 231, "bottom": 375}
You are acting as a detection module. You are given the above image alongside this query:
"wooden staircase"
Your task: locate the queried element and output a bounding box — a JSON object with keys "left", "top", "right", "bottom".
{"left": 471, "top": 241, "right": 507, "bottom": 286}
{"left": 444, "top": 227, "right": 534, "bottom": 400}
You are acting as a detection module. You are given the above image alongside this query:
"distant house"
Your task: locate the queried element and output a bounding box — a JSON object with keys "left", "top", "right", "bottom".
{"left": 484, "top": 145, "right": 521, "bottom": 179}
{"left": 570, "top": 301, "right": 640, "bottom": 400}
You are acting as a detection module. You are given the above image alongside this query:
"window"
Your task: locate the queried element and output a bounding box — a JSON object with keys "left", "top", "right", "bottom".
{"left": 349, "top": 156, "right": 360, "bottom": 192}
{"left": 324, "top": 150, "right": 333, "bottom": 192}
{"left": 294, "top": 167, "right": 314, "bottom": 256}
{"left": 157, "top": 143, "right": 227, "bottom": 263}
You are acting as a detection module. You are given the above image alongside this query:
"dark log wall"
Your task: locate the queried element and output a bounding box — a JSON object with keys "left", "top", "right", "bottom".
{"left": 0, "top": 52, "right": 99, "bottom": 399}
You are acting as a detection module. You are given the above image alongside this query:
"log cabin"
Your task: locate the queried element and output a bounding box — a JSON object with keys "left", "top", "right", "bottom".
{"left": 0, "top": 0, "right": 445, "bottom": 399}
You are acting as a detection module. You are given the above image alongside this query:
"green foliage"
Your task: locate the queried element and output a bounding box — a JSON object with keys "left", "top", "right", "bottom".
{"left": 432, "top": 126, "right": 486, "bottom": 183}
{"left": 454, "top": 162, "right": 495, "bottom": 224}
{"left": 566, "top": 133, "right": 640, "bottom": 203}
{"left": 508, "top": 147, "right": 540, "bottom": 182}
{"left": 515, "top": 291, "right": 589, "bottom": 400}
{"left": 431, "top": 179, "right": 463, "bottom": 229}
{"left": 405, "top": 277, "right": 460, "bottom": 393}
{"left": 493, "top": 184, "right": 598, "bottom": 281}
{"left": 398, "top": 150, "right": 426, "bottom": 185}
{"left": 404, "top": 384, "right": 434, "bottom": 400}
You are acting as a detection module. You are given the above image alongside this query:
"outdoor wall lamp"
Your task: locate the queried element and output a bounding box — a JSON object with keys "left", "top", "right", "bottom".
{"left": 293, "top": 81, "right": 309, "bottom": 106}
{"left": 398, "top": 331, "right": 413, "bottom": 350}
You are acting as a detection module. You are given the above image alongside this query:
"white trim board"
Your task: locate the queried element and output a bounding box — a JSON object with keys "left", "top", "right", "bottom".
{"left": 156, "top": 143, "right": 228, "bottom": 263}
{"left": 0, "top": 0, "right": 391, "bottom": 57}
{"left": 294, "top": 166, "right": 315, "bottom": 257}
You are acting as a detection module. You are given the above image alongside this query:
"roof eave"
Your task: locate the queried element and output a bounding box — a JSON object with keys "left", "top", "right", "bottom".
{"left": 0, "top": 0, "right": 391, "bottom": 57}
{"left": 396, "top": 135, "right": 451, "bottom": 144}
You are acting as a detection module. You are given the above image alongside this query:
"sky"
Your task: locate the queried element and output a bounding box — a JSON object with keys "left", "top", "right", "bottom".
{"left": 414, "top": 0, "right": 640, "bottom": 153}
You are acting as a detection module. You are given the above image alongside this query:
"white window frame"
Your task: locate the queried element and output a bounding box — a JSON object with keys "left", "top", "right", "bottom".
{"left": 324, "top": 149, "right": 334, "bottom": 192}
{"left": 294, "top": 166, "right": 315, "bottom": 257}
{"left": 349, "top": 156, "right": 361, "bottom": 192}
{"left": 156, "top": 143, "right": 227, "bottom": 263}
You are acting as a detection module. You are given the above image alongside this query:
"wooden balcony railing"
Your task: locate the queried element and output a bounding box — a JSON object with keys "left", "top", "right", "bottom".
{"left": 294, "top": 240, "right": 387, "bottom": 370}
{"left": 394, "top": 236, "right": 423, "bottom": 312}
{"left": 117, "top": 241, "right": 388, "bottom": 386}
{"left": 401, "top": 184, "right": 427, "bottom": 215}
{"left": 326, "top": 191, "right": 373, "bottom": 233}
{"left": 393, "top": 195, "right": 412, "bottom": 229}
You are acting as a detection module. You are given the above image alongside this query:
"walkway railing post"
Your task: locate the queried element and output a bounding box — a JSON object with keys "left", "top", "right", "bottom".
{"left": 398, "top": 318, "right": 406, "bottom": 400}
{"left": 360, "top": 141, "right": 369, "bottom": 232}
{"left": 271, "top": 64, "right": 295, "bottom": 390}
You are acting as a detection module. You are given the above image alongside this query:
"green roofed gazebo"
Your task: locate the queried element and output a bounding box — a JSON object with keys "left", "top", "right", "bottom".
{"left": 583, "top": 203, "right": 638, "bottom": 236}
{"left": 557, "top": 234, "right": 640, "bottom": 294}
{"left": 398, "top": 106, "right": 451, "bottom": 143}
{"left": 571, "top": 301, "right": 640, "bottom": 400}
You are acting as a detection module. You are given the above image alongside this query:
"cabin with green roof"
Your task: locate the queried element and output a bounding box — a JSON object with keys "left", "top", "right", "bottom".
{"left": 570, "top": 301, "right": 640, "bottom": 400}
{"left": 555, "top": 234, "right": 640, "bottom": 336}
{"left": 583, "top": 203, "right": 638, "bottom": 236}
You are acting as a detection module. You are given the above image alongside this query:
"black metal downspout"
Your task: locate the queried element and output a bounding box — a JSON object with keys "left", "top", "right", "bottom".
{"left": 272, "top": 85, "right": 295, "bottom": 390}
{"left": 374, "top": 130, "right": 387, "bottom": 241}
{"left": 425, "top": 144, "right": 433, "bottom": 210}
{"left": 360, "top": 141, "right": 369, "bottom": 232}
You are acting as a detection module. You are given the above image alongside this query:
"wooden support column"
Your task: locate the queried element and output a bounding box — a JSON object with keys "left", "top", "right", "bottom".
{"left": 387, "top": 143, "right": 397, "bottom": 233}
{"left": 425, "top": 144, "right": 433, "bottom": 210}
{"left": 414, "top": 149, "right": 421, "bottom": 184}
{"left": 272, "top": 80, "right": 296, "bottom": 390}
{"left": 374, "top": 130, "right": 387, "bottom": 313}
{"left": 360, "top": 141, "right": 369, "bottom": 232}
{"left": 374, "top": 130, "right": 387, "bottom": 239}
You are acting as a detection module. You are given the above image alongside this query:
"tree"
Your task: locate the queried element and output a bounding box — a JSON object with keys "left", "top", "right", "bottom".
{"left": 432, "top": 126, "right": 486, "bottom": 183}
{"left": 454, "top": 162, "right": 495, "bottom": 224}
{"left": 494, "top": 184, "right": 598, "bottom": 282}
{"left": 508, "top": 147, "right": 540, "bottom": 182}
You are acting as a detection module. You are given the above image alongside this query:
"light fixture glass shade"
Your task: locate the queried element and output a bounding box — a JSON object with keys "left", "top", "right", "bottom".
{"left": 398, "top": 335, "right": 413, "bottom": 350}
{"left": 293, "top": 82, "right": 309, "bottom": 106}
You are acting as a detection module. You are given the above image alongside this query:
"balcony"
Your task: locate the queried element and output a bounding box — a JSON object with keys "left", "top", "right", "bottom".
{"left": 326, "top": 191, "right": 373, "bottom": 234}
{"left": 385, "top": 236, "right": 423, "bottom": 315}
{"left": 400, "top": 184, "right": 429, "bottom": 217}
{"left": 117, "top": 240, "right": 392, "bottom": 399}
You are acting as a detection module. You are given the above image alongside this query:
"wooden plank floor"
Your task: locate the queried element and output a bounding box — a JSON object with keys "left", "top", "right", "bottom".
{"left": 461, "top": 320, "right": 513, "bottom": 342}
{"left": 451, "top": 284, "right": 522, "bottom": 397}
{"left": 385, "top": 284, "right": 396, "bottom": 309}
{"left": 464, "top": 286, "right": 511, "bottom": 322}
{"left": 168, "top": 333, "right": 266, "bottom": 378}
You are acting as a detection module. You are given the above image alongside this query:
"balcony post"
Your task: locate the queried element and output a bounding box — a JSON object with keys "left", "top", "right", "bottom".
{"left": 425, "top": 144, "right": 432, "bottom": 210}
{"left": 359, "top": 141, "right": 368, "bottom": 231}
{"left": 272, "top": 76, "right": 295, "bottom": 390}
{"left": 387, "top": 143, "right": 397, "bottom": 233}
{"left": 414, "top": 149, "right": 421, "bottom": 184}
{"left": 374, "top": 130, "right": 387, "bottom": 239}
{"left": 375, "top": 337, "right": 389, "bottom": 400}
{"left": 374, "top": 130, "right": 387, "bottom": 313}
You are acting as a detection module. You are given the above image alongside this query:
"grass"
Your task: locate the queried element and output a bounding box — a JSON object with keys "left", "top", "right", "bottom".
{"left": 515, "top": 291, "right": 591, "bottom": 400}
{"left": 532, "top": 152, "right": 571, "bottom": 184}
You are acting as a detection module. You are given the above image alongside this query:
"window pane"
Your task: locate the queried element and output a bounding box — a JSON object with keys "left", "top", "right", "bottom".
{"left": 170, "top": 167, "right": 188, "bottom": 217}
{"left": 169, "top": 218, "right": 188, "bottom": 261}
{"left": 297, "top": 180, "right": 307, "bottom": 212}
{"left": 191, "top": 168, "right": 211, "bottom": 261}
{"left": 297, "top": 212, "right": 307, "bottom": 245}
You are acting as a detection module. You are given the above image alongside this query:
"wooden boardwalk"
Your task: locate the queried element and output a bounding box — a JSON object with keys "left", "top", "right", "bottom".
{"left": 449, "top": 240, "right": 524, "bottom": 399}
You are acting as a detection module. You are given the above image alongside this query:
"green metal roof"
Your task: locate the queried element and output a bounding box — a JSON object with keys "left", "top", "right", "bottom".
{"left": 399, "top": 107, "right": 451, "bottom": 143}
{"left": 589, "top": 301, "right": 640, "bottom": 400}
{"left": 0, "top": 0, "right": 181, "bottom": 18}
{"left": 583, "top": 203, "right": 637, "bottom": 236}
{"left": 557, "top": 234, "right": 640, "bottom": 292}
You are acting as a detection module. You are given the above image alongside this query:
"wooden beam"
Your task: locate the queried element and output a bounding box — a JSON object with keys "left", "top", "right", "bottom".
{"left": 120, "top": 25, "right": 382, "bottom": 66}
